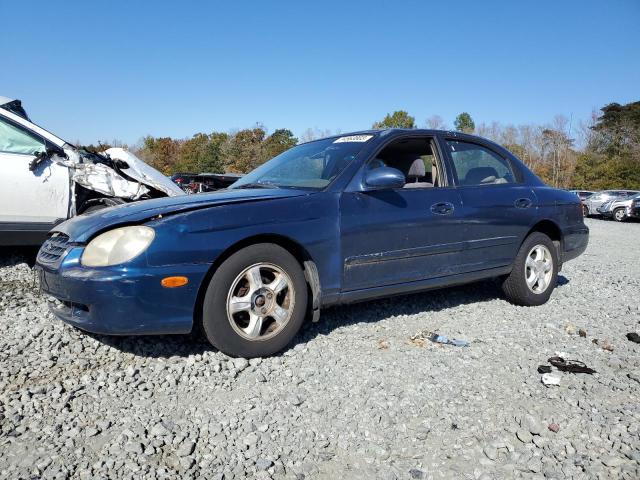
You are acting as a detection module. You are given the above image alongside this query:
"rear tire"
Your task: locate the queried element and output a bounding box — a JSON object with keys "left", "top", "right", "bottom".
{"left": 202, "top": 243, "right": 308, "bottom": 357}
{"left": 502, "top": 232, "right": 558, "bottom": 306}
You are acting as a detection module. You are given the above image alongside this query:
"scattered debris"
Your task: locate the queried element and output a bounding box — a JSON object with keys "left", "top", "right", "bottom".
{"left": 541, "top": 373, "right": 561, "bottom": 386}
{"left": 626, "top": 332, "right": 640, "bottom": 344}
{"left": 537, "top": 365, "right": 552, "bottom": 374}
{"left": 377, "top": 339, "right": 390, "bottom": 350}
{"left": 548, "top": 423, "right": 560, "bottom": 433}
{"left": 410, "top": 330, "right": 470, "bottom": 347}
{"left": 565, "top": 323, "right": 577, "bottom": 335}
{"left": 593, "top": 339, "right": 614, "bottom": 352}
{"left": 579, "top": 329, "right": 587, "bottom": 338}
{"left": 548, "top": 357, "right": 596, "bottom": 374}
{"left": 428, "top": 333, "right": 470, "bottom": 347}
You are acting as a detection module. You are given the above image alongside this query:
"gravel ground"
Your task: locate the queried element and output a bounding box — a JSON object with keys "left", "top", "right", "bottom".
{"left": 1, "top": 218, "right": 639, "bottom": 480}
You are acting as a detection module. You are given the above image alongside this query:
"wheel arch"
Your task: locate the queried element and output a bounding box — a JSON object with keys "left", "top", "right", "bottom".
{"left": 192, "top": 233, "right": 320, "bottom": 332}
{"left": 524, "top": 219, "right": 563, "bottom": 265}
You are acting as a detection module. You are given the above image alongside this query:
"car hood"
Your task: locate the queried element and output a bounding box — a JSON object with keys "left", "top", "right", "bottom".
{"left": 54, "top": 188, "right": 311, "bottom": 242}
{"left": 104, "top": 148, "right": 185, "bottom": 197}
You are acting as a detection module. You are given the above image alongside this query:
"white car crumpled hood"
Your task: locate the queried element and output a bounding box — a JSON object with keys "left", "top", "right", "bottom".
{"left": 54, "top": 146, "right": 184, "bottom": 201}
{"left": 104, "top": 148, "right": 184, "bottom": 198}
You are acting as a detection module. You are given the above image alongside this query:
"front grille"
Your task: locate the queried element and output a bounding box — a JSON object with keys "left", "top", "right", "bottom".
{"left": 38, "top": 233, "right": 70, "bottom": 264}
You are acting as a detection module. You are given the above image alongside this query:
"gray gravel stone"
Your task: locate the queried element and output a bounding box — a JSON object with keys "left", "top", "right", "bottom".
{"left": 178, "top": 439, "right": 196, "bottom": 457}
{"left": 0, "top": 219, "right": 638, "bottom": 479}
{"left": 256, "top": 458, "right": 273, "bottom": 470}
{"left": 516, "top": 429, "right": 533, "bottom": 444}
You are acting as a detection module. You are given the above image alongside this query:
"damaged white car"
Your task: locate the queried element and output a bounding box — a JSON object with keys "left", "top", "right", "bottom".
{"left": 0, "top": 96, "right": 184, "bottom": 246}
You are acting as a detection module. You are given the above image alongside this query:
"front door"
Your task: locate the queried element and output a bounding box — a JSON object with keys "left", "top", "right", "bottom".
{"left": 339, "top": 135, "right": 466, "bottom": 291}
{"left": 0, "top": 115, "right": 70, "bottom": 226}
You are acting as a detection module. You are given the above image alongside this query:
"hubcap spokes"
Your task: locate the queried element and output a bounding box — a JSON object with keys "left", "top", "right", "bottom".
{"left": 226, "top": 263, "right": 294, "bottom": 340}
{"left": 525, "top": 245, "right": 553, "bottom": 294}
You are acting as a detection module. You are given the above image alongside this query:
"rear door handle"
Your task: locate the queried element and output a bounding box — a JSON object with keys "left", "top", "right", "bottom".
{"left": 430, "top": 202, "right": 455, "bottom": 215}
{"left": 515, "top": 198, "right": 533, "bottom": 209}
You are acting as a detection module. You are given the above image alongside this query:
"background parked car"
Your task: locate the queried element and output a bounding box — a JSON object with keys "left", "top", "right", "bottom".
{"left": 630, "top": 196, "right": 640, "bottom": 220}
{"left": 568, "top": 190, "right": 594, "bottom": 201}
{"left": 583, "top": 190, "right": 639, "bottom": 216}
{"left": 0, "top": 96, "right": 184, "bottom": 246}
{"left": 171, "top": 173, "right": 243, "bottom": 193}
{"left": 598, "top": 193, "right": 640, "bottom": 221}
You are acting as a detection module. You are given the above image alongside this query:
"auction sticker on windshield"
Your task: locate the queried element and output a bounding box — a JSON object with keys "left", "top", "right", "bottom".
{"left": 333, "top": 135, "right": 373, "bottom": 143}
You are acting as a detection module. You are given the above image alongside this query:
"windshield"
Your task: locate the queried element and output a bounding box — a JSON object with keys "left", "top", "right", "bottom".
{"left": 231, "top": 135, "right": 374, "bottom": 190}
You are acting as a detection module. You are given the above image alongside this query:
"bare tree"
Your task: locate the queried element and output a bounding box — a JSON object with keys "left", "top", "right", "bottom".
{"left": 425, "top": 115, "right": 446, "bottom": 130}
{"left": 300, "top": 128, "right": 337, "bottom": 143}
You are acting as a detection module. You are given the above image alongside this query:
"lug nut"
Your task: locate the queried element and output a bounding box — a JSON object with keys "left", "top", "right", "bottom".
{"left": 267, "top": 293, "right": 273, "bottom": 299}
{"left": 261, "top": 308, "right": 267, "bottom": 314}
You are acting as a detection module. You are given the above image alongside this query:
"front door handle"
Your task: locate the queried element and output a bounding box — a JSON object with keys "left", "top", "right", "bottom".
{"left": 514, "top": 198, "right": 533, "bottom": 209}
{"left": 431, "top": 202, "right": 455, "bottom": 215}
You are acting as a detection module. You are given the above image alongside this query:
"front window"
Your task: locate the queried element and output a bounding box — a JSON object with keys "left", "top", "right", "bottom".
{"left": 0, "top": 117, "right": 45, "bottom": 155}
{"left": 366, "top": 136, "right": 445, "bottom": 188}
{"left": 231, "top": 135, "right": 374, "bottom": 190}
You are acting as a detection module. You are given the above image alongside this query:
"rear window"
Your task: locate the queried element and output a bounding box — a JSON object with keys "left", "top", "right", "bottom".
{"left": 445, "top": 140, "right": 516, "bottom": 186}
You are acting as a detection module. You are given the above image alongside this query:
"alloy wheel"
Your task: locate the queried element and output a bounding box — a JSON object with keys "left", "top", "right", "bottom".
{"left": 524, "top": 245, "right": 553, "bottom": 294}
{"left": 226, "top": 263, "right": 294, "bottom": 341}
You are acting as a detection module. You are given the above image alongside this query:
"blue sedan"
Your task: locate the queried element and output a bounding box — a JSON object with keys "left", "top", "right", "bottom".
{"left": 36, "top": 129, "right": 589, "bottom": 357}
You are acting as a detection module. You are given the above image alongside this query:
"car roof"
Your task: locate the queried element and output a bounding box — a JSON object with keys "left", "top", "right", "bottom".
{"left": 310, "top": 128, "right": 499, "bottom": 145}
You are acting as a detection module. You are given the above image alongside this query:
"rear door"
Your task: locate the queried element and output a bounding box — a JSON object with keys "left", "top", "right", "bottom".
{"left": 0, "top": 114, "right": 70, "bottom": 226}
{"left": 441, "top": 138, "right": 537, "bottom": 271}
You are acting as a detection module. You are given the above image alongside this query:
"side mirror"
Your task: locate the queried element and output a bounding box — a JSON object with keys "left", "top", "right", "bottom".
{"left": 364, "top": 166, "right": 405, "bottom": 190}
{"left": 29, "top": 145, "right": 66, "bottom": 172}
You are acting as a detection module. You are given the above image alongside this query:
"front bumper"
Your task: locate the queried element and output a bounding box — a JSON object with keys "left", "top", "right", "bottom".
{"left": 596, "top": 207, "right": 613, "bottom": 217}
{"left": 36, "top": 247, "right": 210, "bottom": 335}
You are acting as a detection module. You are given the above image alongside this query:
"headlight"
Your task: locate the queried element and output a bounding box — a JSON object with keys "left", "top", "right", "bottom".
{"left": 81, "top": 226, "right": 155, "bottom": 267}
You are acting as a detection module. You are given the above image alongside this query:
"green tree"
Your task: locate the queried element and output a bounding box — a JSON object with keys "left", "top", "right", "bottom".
{"left": 137, "top": 136, "right": 182, "bottom": 174}
{"left": 222, "top": 127, "right": 267, "bottom": 173}
{"left": 571, "top": 100, "right": 640, "bottom": 189}
{"left": 572, "top": 152, "right": 640, "bottom": 190}
{"left": 372, "top": 110, "right": 416, "bottom": 129}
{"left": 590, "top": 101, "right": 640, "bottom": 158}
{"left": 177, "top": 132, "right": 228, "bottom": 173}
{"left": 454, "top": 112, "right": 475, "bottom": 133}
{"left": 262, "top": 129, "right": 298, "bottom": 162}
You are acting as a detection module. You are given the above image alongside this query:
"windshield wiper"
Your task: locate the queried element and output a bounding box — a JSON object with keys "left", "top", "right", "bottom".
{"left": 234, "top": 182, "right": 281, "bottom": 189}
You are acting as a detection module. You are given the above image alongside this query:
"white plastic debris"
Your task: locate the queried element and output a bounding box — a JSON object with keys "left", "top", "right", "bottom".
{"left": 541, "top": 373, "right": 561, "bottom": 386}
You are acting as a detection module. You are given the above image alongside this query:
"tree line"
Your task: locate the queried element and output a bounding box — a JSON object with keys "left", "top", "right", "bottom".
{"left": 88, "top": 100, "right": 640, "bottom": 190}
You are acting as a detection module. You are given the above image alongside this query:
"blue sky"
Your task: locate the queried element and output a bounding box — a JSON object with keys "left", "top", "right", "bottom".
{"left": 1, "top": 0, "right": 639, "bottom": 145}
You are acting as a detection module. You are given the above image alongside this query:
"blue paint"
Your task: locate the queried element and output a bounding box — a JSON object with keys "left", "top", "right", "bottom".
{"left": 36, "top": 130, "right": 589, "bottom": 336}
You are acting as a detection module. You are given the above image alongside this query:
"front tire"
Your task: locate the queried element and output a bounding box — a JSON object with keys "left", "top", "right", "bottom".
{"left": 202, "top": 243, "right": 308, "bottom": 357}
{"left": 613, "top": 208, "right": 626, "bottom": 222}
{"left": 502, "top": 232, "right": 558, "bottom": 306}
{"left": 582, "top": 205, "right": 589, "bottom": 217}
